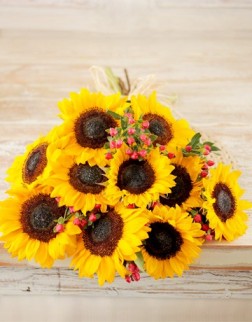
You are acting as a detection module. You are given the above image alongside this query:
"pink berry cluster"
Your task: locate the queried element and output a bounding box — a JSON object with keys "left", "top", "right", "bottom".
{"left": 125, "top": 262, "right": 141, "bottom": 283}
{"left": 200, "top": 158, "right": 215, "bottom": 179}
{"left": 104, "top": 110, "right": 157, "bottom": 161}
{"left": 182, "top": 133, "right": 219, "bottom": 179}
{"left": 53, "top": 197, "right": 73, "bottom": 233}
{"left": 54, "top": 201, "right": 102, "bottom": 232}
{"left": 191, "top": 210, "right": 214, "bottom": 241}
{"left": 73, "top": 204, "right": 102, "bottom": 229}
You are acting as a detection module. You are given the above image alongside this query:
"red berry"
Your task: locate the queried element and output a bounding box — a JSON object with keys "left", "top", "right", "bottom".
{"left": 115, "top": 139, "right": 123, "bottom": 148}
{"left": 159, "top": 145, "right": 166, "bottom": 151}
{"left": 127, "top": 137, "right": 135, "bottom": 145}
{"left": 131, "top": 151, "right": 138, "bottom": 160}
{"left": 94, "top": 204, "right": 101, "bottom": 210}
{"left": 69, "top": 206, "right": 75, "bottom": 213}
{"left": 194, "top": 214, "right": 202, "bottom": 223}
{"left": 202, "top": 163, "right": 208, "bottom": 170}
{"left": 207, "top": 160, "right": 215, "bottom": 167}
{"left": 127, "top": 204, "right": 135, "bottom": 209}
{"left": 142, "top": 120, "right": 150, "bottom": 129}
{"left": 128, "top": 263, "right": 138, "bottom": 273}
{"left": 201, "top": 170, "right": 208, "bottom": 178}
{"left": 126, "top": 148, "right": 133, "bottom": 155}
{"left": 105, "top": 152, "right": 113, "bottom": 160}
{"left": 128, "top": 118, "right": 135, "bottom": 125}
{"left": 124, "top": 113, "right": 133, "bottom": 119}
{"left": 89, "top": 213, "right": 97, "bottom": 223}
{"left": 125, "top": 275, "right": 131, "bottom": 283}
{"left": 152, "top": 201, "right": 159, "bottom": 208}
{"left": 109, "top": 128, "right": 118, "bottom": 137}
{"left": 205, "top": 234, "right": 213, "bottom": 241}
{"left": 204, "top": 144, "right": 211, "bottom": 151}
{"left": 80, "top": 219, "right": 88, "bottom": 227}
{"left": 145, "top": 138, "right": 151, "bottom": 146}
{"left": 110, "top": 141, "right": 116, "bottom": 149}
{"left": 138, "top": 150, "right": 147, "bottom": 158}
{"left": 55, "top": 223, "right": 64, "bottom": 233}
{"left": 202, "top": 224, "right": 209, "bottom": 232}
{"left": 132, "top": 272, "right": 141, "bottom": 281}
{"left": 203, "top": 149, "right": 210, "bottom": 156}
{"left": 185, "top": 145, "right": 192, "bottom": 152}
{"left": 140, "top": 134, "right": 147, "bottom": 142}
{"left": 128, "top": 128, "right": 135, "bottom": 135}
{"left": 73, "top": 217, "right": 81, "bottom": 226}
{"left": 168, "top": 152, "right": 175, "bottom": 159}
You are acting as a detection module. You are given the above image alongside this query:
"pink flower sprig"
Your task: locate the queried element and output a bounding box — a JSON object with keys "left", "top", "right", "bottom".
{"left": 181, "top": 133, "right": 219, "bottom": 179}
{"left": 190, "top": 208, "right": 215, "bottom": 241}
{"left": 104, "top": 109, "right": 158, "bottom": 160}
{"left": 156, "top": 143, "right": 176, "bottom": 160}
{"left": 53, "top": 203, "right": 75, "bottom": 233}
{"left": 53, "top": 201, "right": 103, "bottom": 232}
{"left": 73, "top": 204, "right": 102, "bottom": 229}
{"left": 182, "top": 133, "right": 219, "bottom": 158}
{"left": 125, "top": 262, "right": 141, "bottom": 283}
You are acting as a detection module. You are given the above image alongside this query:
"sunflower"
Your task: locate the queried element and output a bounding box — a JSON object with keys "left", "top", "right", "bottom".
{"left": 47, "top": 148, "right": 110, "bottom": 213}
{"left": 141, "top": 205, "right": 204, "bottom": 279}
{"left": 70, "top": 203, "right": 150, "bottom": 285}
{"left": 6, "top": 125, "right": 73, "bottom": 190}
{"left": 6, "top": 136, "right": 51, "bottom": 189}
{"left": 159, "top": 150, "right": 203, "bottom": 210}
{"left": 131, "top": 92, "right": 195, "bottom": 150}
{"left": 105, "top": 146, "right": 175, "bottom": 208}
{"left": 203, "top": 163, "right": 251, "bottom": 241}
{"left": 58, "top": 89, "right": 125, "bottom": 167}
{"left": 0, "top": 187, "right": 81, "bottom": 268}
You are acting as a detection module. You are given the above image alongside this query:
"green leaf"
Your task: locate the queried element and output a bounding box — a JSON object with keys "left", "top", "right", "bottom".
{"left": 122, "top": 130, "right": 128, "bottom": 137}
{"left": 150, "top": 134, "right": 158, "bottom": 140}
{"left": 191, "top": 149, "right": 201, "bottom": 155}
{"left": 203, "top": 141, "right": 214, "bottom": 146}
{"left": 107, "top": 110, "right": 121, "bottom": 120}
{"left": 104, "top": 142, "right": 110, "bottom": 149}
{"left": 57, "top": 216, "right": 65, "bottom": 224}
{"left": 121, "top": 117, "right": 128, "bottom": 130}
{"left": 211, "top": 145, "right": 220, "bottom": 152}
{"left": 134, "top": 251, "right": 145, "bottom": 272}
{"left": 190, "top": 133, "right": 201, "bottom": 147}
{"left": 182, "top": 148, "right": 201, "bottom": 157}
{"left": 95, "top": 213, "right": 101, "bottom": 220}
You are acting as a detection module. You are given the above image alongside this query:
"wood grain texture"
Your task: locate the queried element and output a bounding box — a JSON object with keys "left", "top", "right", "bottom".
{"left": 0, "top": 0, "right": 252, "bottom": 297}
{"left": 1, "top": 297, "right": 252, "bottom": 322}
{"left": 0, "top": 266, "right": 252, "bottom": 298}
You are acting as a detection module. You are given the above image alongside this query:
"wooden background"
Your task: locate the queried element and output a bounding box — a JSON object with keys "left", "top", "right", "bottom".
{"left": 0, "top": 0, "right": 252, "bottom": 315}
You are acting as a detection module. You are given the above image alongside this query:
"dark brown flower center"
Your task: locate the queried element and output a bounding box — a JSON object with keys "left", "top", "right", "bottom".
{"left": 20, "top": 194, "right": 65, "bottom": 242}
{"left": 160, "top": 164, "right": 193, "bottom": 207}
{"left": 22, "top": 143, "right": 48, "bottom": 184}
{"left": 143, "top": 113, "right": 173, "bottom": 146}
{"left": 69, "top": 163, "right": 107, "bottom": 194}
{"left": 212, "top": 183, "right": 236, "bottom": 222}
{"left": 74, "top": 108, "right": 117, "bottom": 149}
{"left": 83, "top": 210, "right": 123, "bottom": 256}
{"left": 117, "top": 159, "right": 155, "bottom": 194}
{"left": 144, "top": 222, "right": 183, "bottom": 260}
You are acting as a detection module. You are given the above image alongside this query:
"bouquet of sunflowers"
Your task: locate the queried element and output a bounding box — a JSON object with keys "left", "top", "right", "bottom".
{"left": 0, "top": 69, "right": 251, "bottom": 286}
